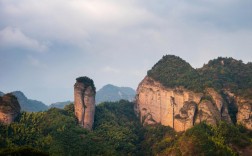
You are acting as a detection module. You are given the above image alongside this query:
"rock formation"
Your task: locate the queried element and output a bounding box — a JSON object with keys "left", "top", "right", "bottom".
{"left": 0, "top": 93, "right": 21, "bottom": 124}
{"left": 135, "top": 55, "right": 252, "bottom": 131}
{"left": 223, "top": 90, "right": 252, "bottom": 130}
{"left": 135, "top": 76, "right": 232, "bottom": 132}
{"left": 74, "top": 76, "right": 96, "bottom": 130}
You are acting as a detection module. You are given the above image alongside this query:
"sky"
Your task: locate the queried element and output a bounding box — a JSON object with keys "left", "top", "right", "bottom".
{"left": 1, "top": 0, "right": 252, "bottom": 104}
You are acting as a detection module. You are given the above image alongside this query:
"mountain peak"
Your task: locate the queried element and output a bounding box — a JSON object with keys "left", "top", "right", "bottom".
{"left": 103, "top": 84, "right": 118, "bottom": 88}
{"left": 11, "top": 91, "right": 27, "bottom": 100}
{"left": 96, "top": 84, "right": 136, "bottom": 104}
{"left": 10, "top": 91, "right": 48, "bottom": 112}
{"left": 147, "top": 55, "right": 201, "bottom": 92}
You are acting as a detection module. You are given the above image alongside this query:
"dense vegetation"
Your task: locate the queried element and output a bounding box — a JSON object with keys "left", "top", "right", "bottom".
{"left": 147, "top": 55, "right": 203, "bottom": 92}
{"left": 0, "top": 94, "right": 20, "bottom": 113}
{"left": 0, "top": 100, "right": 251, "bottom": 155}
{"left": 147, "top": 55, "right": 252, "bottom": 99}
{"left": 199, "top": 57, "right": 252, "bottom": 98}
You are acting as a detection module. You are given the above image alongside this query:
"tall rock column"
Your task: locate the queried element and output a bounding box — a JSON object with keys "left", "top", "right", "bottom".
{"left": 74, "top": 76, "right": 96, "bottom": 130}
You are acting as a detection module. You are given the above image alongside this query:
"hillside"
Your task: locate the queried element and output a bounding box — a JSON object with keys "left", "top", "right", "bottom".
{"left": 198, "top": 57, "right": 252, "bottom": 99}
{"left": 147, "top": 55, "right": 203, "bottom": 92}
{"left": 147, "top": 55, "right": 252, "bottom": 98}
{"left": 138, "top": 55, "right": 252, "bottom": 131}
{"left": 49, "top": 101, "right": 72, "bottom": 109}
{"left": 0, "top": 101, "right": 251, "bottom": 155}
{"left": 11, "top": 91, "right": 48, "bottom": 112}
{"left": 96, "top": 84, "right": 136, "bottom": 104}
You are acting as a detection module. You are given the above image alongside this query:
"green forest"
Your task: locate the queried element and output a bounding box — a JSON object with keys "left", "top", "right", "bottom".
{"left": 147, "top": 55, "right": 252, "bottom": 98}
{"left": 0, "top": 100, "right": 251, "bottom": 156}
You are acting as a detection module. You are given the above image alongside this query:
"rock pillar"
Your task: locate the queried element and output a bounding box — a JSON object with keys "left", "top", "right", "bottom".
{"left": 74, "top": 76, "right": 96, "bottom": 130}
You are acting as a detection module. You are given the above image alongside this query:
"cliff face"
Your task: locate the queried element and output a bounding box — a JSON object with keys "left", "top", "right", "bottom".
{"left": 223, "top": 90, "right": 252, "bottom": 130}
{"left": 135, "top": 76, "right": 232, "bottom": 132}
{"left": 136, "top": 55, "right": 252, "bottom": 131}
{"left": 0, "top": 94, "right": 21, "bottom": 124}
{"left": 74, "top": 77, "right": 96, "bottom": 130}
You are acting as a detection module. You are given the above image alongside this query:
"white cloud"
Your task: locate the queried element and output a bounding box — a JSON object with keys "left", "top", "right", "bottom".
{"left": 101, "top": 66, "right": 120, "bottom": 74}
{"left": 1, "top": 0, "right": 252, "bottom": 104}
{"left": 0, "top": 0, "right": 157, "bottom": 49}
{"left": 0, "top": 27, "right": 47, "bottom": 52}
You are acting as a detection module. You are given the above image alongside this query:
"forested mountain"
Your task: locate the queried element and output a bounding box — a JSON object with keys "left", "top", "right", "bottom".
{"left": 96, "top": 84, "right": 136, "bottom": 104}
{"left": 0, "top": 101, "right": 251, "bottom": 155}
{"left": 0, "top": 55, "right": 252, "bottom": 155}
{"left": 147, "top": 55, "right": 252, "bottom": 98}
{"left": 198, "top": 57, "right": 252, "bottom": 98}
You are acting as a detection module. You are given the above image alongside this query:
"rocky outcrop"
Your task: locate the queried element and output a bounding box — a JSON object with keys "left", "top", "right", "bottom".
{"left": 237, "top": 100, "right": 252, "bottom": 130}
{"left": 0, "top": 93, "right": 21, "bottom": 124}
{"left": 195, "top": 88, "right": 231, "bottom": 126}
{"left": 223, "top": 90, "right": 252, "bottom": 130}
{"left": 74, "top": 76, "right": 96, "bottom": 130}
{"left": 135, "top": 76, "right": 232, "bottom": 132}
{"left": 195, "top": 100, "right": 221, "bottom": 126}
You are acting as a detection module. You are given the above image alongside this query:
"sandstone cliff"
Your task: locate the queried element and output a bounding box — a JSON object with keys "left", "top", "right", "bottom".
{"left": 136, "top": 55, "right": 252, "bottom": 131}
{"left": 135, "top": 76, "right": 232, "bottom": 132}
{"left": 0, "top": 93, "right": 21, "bottom": 124}
{"left": 74, "top": 76, "right": 96, "bottom": 130}
{"left": 223, "top": 90, "right": 252, "bottom": 130}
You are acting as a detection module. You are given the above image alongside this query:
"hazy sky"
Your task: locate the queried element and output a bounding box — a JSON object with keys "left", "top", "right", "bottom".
{"left": 1, "top": 0, "right": 252, "bottom": 104}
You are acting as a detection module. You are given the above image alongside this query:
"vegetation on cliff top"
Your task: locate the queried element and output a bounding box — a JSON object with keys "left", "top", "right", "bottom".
{"left": 0, "top": 93, "right": 20, "bottom": 113}
{"left": 0, "top": 101, "right": 251, "bottom": 155}
{"left": 147, "top": 55, "right": 252, "bottom": 98}
{"left": 199, "top": 57, "right": 252, "bottom": 98}
{"left": 147, "top": 55, "right": 203, "bottom": 92}
{"left": 76, "top": 76, "right": 96, "bottom": 92}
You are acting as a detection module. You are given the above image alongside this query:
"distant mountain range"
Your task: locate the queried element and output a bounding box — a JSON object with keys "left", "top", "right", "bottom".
{"left": 0, "top": 84, "right": 135, "bottom": 111}
{"left": 10, "top": 91, "right": 48, "bottom": 112}
{"left": 0, "top": 91, "right": 48, "bottom": 112}
{"left": 49, "top": 101, "right": 72, "bottom": 109}
{"left": 96, "top": 84, "right": 136, "bottom": 104}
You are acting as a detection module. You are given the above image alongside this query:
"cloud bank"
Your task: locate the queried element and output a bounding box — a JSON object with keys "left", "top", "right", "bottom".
{"left": 0, "top": 0, "right": 252, "bottom": 104}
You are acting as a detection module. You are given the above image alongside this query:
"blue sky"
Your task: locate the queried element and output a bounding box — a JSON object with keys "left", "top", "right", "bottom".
{"left": 1, "top": 0, "right": 252, "bottom": 104}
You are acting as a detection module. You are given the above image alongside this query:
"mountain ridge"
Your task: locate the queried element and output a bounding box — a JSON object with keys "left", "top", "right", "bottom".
{"left": 10, "top": 91, "right": 48, "bottom": 112}
{"left": 96, "top": 84, "right": 136, "bottom": 104}
{"left": 49, "top": 101, "right": 72, "bottom": 109}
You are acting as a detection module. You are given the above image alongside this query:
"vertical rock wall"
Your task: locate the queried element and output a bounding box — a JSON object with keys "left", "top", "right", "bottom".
{"left": 74, "top": 77, "right": 96, "bottom": 130}
{"left": 223, "top": 90, "right": 252, "bottom": 130}
{"left": 135, "top": 76, "right": 232, "bottom": 132}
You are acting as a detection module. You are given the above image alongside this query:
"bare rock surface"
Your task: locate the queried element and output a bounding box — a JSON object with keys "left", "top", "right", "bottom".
{"left": 74, "top": 77, "right": 96, "bottom": 130}
{"left": 135, "top": 76, "right": 232, "bottom": 132}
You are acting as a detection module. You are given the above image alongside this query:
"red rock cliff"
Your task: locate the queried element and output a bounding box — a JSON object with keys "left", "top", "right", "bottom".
{"left": 74, "top": 77, "right": 96, "bottom": 130}
{"left": 135, "top": 76, "right": 232, "bottom": 132}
